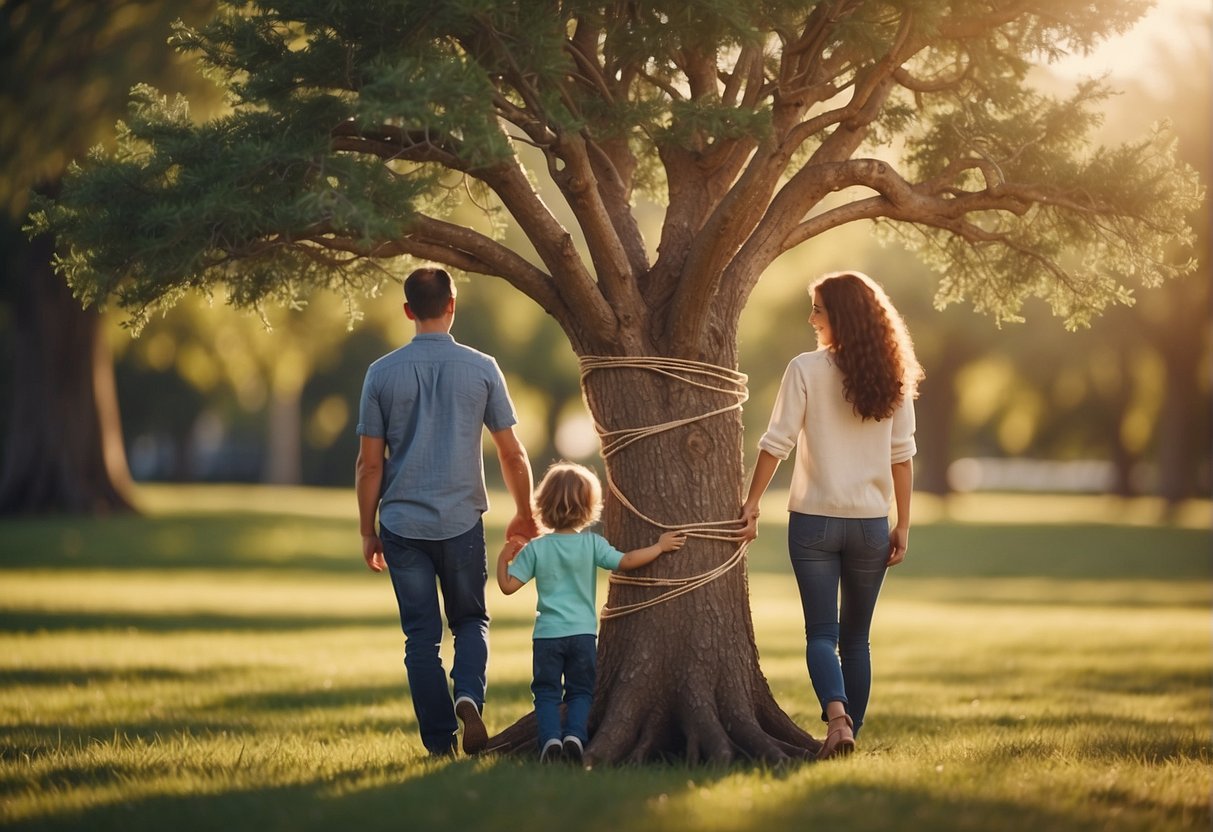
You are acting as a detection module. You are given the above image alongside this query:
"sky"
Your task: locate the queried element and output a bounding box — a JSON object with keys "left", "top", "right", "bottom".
{"left": 1050, "top": 0, "right": 1211, "bottom": 93}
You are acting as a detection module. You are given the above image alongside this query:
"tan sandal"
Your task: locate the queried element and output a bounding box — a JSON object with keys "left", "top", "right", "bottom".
{"left": 817, "top": 713, "right": 855, "bottom": 760}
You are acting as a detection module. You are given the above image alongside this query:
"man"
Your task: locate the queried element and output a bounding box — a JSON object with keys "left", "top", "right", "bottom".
{"left": 356, "top": 266, "right": 539, "bottom": 757}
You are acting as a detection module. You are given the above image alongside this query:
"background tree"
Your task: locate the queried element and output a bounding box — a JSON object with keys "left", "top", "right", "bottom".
{"left": 0, "top": 0, "right": 215, "bottom": 513}
{"left": 114, "top": 288, "right": 395, "bottom": 484}
{"left": 35, "top": 0, "right": 1200, "bottom": 762}
{"left": 1113, "top": 9, "right": 1210, "bottom": 506}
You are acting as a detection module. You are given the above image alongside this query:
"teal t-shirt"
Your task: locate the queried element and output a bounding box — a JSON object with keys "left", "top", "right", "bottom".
{"left": 507, "top": 531, "right": 625, "bottom": 638}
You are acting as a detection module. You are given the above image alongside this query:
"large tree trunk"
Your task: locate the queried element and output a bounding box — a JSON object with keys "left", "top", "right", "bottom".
{"left": 488, "top": 346, "right": 821, "bottom": 764}
{"left": 1154, "top": 345, "right": 1202, "bottom": 507}
{"left": 0, "top": 226, "right": 136, "bottom": 514}
{"left": 1146, "top": 276, "right": 1210, "bottom": 508}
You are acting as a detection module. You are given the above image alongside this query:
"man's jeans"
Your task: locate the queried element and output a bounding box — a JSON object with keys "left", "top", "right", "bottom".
{"left": 787, "top": 512, "right": 889, "bottom": 736}
{"left": 532, "top": 634, "right": 596, "bottom": 748}
{"left": 381, "top": 520, "right": 489, "bottom": 754}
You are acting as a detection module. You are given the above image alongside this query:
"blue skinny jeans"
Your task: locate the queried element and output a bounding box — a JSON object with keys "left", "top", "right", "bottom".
{"left": 787, "top": 512, "right": 889, "bottom": 736}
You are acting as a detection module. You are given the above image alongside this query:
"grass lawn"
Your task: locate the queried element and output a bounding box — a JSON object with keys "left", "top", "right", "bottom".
{"left": 0, "top": 486, "right": 1208, "bottom": 831}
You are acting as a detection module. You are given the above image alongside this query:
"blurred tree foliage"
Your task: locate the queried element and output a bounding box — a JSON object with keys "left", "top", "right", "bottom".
{"left": 0, "top": 0, "right": 218, "bottom": 513}
{"left": 0, "top": 0, "right": 217, "bottom": 215}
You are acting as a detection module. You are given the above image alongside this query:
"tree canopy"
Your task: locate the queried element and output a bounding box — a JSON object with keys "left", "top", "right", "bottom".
{"left": 34, "top": 0, "right": 1201, "bottom": 347}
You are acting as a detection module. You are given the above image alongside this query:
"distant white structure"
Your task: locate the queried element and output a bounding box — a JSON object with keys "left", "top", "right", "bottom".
{"left": 948, "top": 458, "right": 1121, "bottom": 493}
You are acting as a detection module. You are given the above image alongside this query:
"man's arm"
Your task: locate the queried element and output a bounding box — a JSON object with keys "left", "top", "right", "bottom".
{"left": 356, "top": 435, "right": 386, "bottom": 572}
{"left": 489, "top": 426, "right": 539, "bottom": 541}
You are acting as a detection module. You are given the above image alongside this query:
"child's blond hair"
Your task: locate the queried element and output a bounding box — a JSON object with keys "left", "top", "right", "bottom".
{"left": 534, "top": 461, "right": 603, "bottom": 532}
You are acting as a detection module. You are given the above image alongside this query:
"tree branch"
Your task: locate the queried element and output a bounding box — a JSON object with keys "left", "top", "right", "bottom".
{"left": 781, "top": 195, "right": 890, "bottom": 250}
{"left": 843, "top": 9, "right": 914, "bottom": 130}
{"left": 329, "top": 122, "right": 467, "bottom": 168}
{"left": 296, "top": 214, "right": 580, "bottom": 325}
{"left": 548, "top": 133, "right": 645, "bottom": 325}
{"left": 892, "top": 57, "right": 972, "bottom": 94}
{"left": 475, "top": 150, "right": 620, "bottom": 347}
{"left": 719, "top": 41, "right": 759, "bottom": 109}
{"left": 689, "top": 9, "right": 916, "bottom": 342}
{"left": 564, "top": 30, "right": 615, "bottom": 103}
{"left": 339, "top": 112, "right": 620, "bottom": 348}
{"left": 583, "top": 136, "right": 649, "bottom": 276}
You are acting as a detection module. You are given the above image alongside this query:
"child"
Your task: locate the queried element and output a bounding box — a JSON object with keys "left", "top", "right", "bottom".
{"left": 496, "top": 461, "right": 687, "bottom": 764}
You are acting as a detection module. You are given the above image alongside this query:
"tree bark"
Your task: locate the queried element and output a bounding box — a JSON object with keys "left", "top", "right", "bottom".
{"left": 0, "top": 227, "right": 136, "bottom": 514}
{"left": 488, "top": 347, "right": 822, "bottom": 764}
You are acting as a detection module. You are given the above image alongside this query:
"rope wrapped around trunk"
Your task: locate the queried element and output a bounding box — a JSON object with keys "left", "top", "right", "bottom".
{"left": 578, "top": 355, "right": 752, "bottom": 620}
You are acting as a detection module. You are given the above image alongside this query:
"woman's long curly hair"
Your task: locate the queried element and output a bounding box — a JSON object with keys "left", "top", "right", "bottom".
{"left": 813, "top": 271, "right": 924, "bottom": 421}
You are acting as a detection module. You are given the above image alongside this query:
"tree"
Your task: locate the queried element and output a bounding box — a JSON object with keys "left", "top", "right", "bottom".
{"left": 35, "top": 1, "right": 1200, "bottom": 762}
{"left": 0, "top": 0, "right": 215, "bottom": 514}
{"left": 128, "top": 289, "right": 394, "bottom": 484}
{"left": 0, "top": 216, "right": 136, "bottom": 512}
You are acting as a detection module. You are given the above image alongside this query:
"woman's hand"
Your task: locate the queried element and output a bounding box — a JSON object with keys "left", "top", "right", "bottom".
{"left": 739, "top": 503, "right": 760, "bottom": 542}
{"left": 887, "top": 526, "right": 909, "bottom": 566}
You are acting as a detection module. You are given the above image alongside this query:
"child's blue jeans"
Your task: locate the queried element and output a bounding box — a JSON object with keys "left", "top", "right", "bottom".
{"left": 532, "top": 634, "right": 597, "bottom": 748}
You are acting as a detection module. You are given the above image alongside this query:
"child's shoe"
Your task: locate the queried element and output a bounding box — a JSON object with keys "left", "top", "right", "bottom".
{"left": 540, "top": 738, "right": 564, "bottom": 763}
{"left": 562, "top": 735, "right": 584, "bottom": 764}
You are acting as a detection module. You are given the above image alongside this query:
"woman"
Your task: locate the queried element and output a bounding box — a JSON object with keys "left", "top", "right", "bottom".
{"left": 741, "top": 271, "right": 923, "bottom": 760}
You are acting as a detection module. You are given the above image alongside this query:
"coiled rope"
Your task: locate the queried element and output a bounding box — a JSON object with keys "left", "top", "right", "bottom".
{"left": 578, "top": 356, "right": 752, "bottom": 620}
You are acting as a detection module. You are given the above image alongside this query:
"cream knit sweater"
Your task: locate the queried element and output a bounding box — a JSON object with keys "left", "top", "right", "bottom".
{"left": 758, "top": 349, "right": 916, "bottom": 519}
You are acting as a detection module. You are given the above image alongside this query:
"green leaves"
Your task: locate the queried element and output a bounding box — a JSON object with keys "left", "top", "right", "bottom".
{"left": 33, "top": 84, "right": 421, "bottom": 331}
{"left": 33, "top": 0, "right": 1204, "bottom": 337}
{"left": 0, "top": 0, "right": 218, "bottom": 216}
{"left": 892, "top": 66, "right": 1201, "bottom": 327}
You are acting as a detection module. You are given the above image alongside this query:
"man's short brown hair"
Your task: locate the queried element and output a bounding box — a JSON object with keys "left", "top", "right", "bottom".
{"left": 404, "top": 267, "right": 456, "bottom": 320}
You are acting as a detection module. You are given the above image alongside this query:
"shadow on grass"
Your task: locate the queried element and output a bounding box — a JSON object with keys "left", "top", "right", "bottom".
{"left": 872, "top": 711, "right": 1212, "bottom": 770}
{"left": 0, "top": 514, "right": 357, "bottom": 573}
{"left": 0, "top": 610, "right": 389, "bottom": 634}
{"left": 0, "top": 759, "right": 705, "bottom": 832}
{"left": 0, "top": 667, "right": 198, "bottom": 686}
{"left": 212, "top": 678, "right": 536, "bottom": 721}
{"left": 745, "top": 522, "right": 1211, "bottom": 581}
{"left": 1, "top": 672, "right": 538, "bottom": 759}
{"left": 6, "top": 752, "right": 1203, "bottom": 832}
{"left": 3, "top": 512, "right": 1209, "bottom": 583}
{"left": 736, "top": 778, "right": 1205, "bottom": 832}
{"left": 905, "top": 523, "right": 1211, "bottom": 580}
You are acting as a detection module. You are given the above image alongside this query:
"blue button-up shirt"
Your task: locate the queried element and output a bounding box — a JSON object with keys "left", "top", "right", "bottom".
{"left": 356, "top": 332, "right": 517, "bottom": 540}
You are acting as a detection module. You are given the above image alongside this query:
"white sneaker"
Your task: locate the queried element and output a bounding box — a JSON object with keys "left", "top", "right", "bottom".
{"left": 562, "top": 735, "right": 584, "bottom": 764}
{"left": 454, "top": 696, "right": 487, "bottom": 755}
{"left": 539, "top": 738, "right": 564, "bottom": 763}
